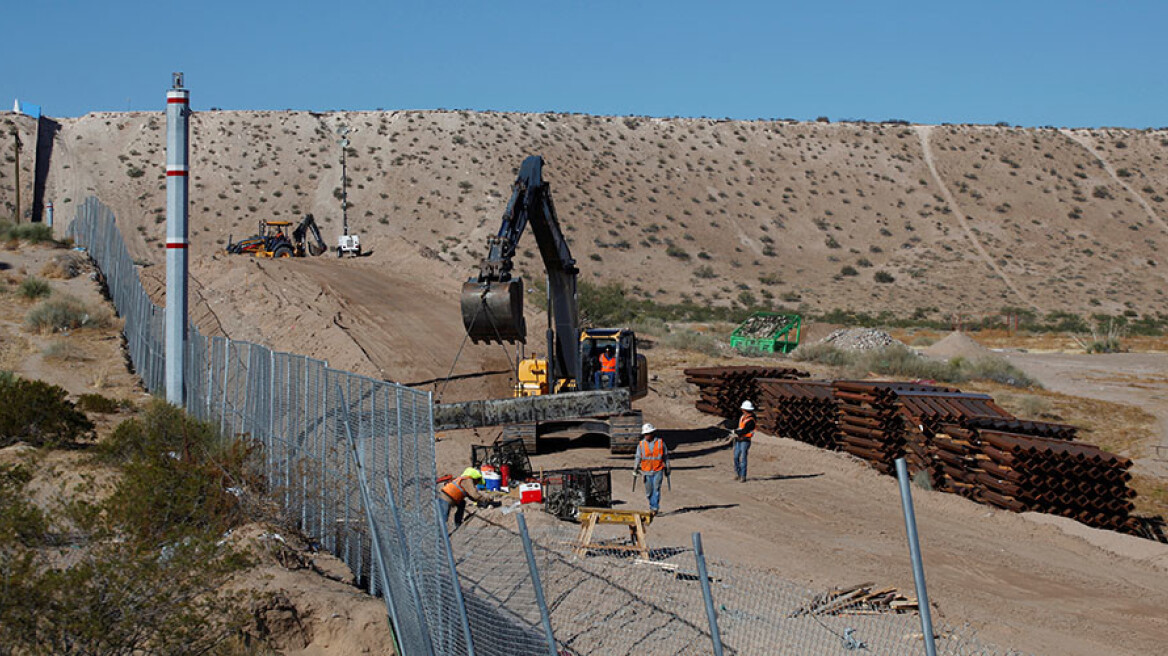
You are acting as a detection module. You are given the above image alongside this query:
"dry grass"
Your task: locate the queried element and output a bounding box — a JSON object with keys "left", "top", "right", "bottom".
{"left": 964, "top": 380, "right": 1155, "bottom": 457}
{"left": 43, "top": 340, "right": 91, "bottom": 363}
{"left": 40, "top": 252, "right": 88, "bottom": 280}
{"left": 1130, "top": 474, "right": 1168, "bottom": 519}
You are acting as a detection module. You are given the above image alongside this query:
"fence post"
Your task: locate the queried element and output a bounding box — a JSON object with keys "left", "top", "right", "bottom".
{"left": 895, "top": 457, "right": 937, "bottom": 656}
{"left": 516, "top": 512, "right": 559, "bottom": 656}
{"left": 435, "top": 499, "right": 476, "bottom": 656}
{"left": 692, "top": 532, "right": 725, "bottom": 656}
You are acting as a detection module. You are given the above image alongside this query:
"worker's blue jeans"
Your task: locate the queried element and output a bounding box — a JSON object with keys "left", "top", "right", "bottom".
{"left": 733, "top": 439, "right": 751, "bottom": 479}
{"left": 642, "top": 470, "right": 663, "bottom": 512}
{"left": 594, "top": 371, "right": 615, "bottom": 389}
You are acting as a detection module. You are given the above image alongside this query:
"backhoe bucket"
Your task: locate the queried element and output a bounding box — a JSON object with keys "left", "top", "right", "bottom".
{"left": 461, "top": 279, "right": 526, "bottom": 343}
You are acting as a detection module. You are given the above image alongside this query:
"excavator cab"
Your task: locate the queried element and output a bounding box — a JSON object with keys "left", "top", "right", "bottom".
{"left": 580, "top": 329, "right": 647, "bottom": 400}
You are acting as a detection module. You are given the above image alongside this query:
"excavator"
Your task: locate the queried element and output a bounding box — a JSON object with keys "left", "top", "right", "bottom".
{"left": 460, "top": 155, "right": 648, "bottom": 454}
{"left": 226, "top": 214, "right": 328, "bottom": 258}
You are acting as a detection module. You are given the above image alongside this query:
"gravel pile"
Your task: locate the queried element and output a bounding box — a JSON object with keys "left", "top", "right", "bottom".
{"left": 819, "top": 328, "right": 902, "bottom": 351}
{"left": 735, "top": 313, "right": 797, "bottom": 339}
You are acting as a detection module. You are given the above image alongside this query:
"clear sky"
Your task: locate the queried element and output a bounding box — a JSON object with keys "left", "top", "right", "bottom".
{"left": 3, "top": 1, "right": 1165, "bottom": 128}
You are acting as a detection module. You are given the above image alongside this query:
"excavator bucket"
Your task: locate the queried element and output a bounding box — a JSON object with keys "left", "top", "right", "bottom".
{"left": 461, "top": 279, "right": 526, "bottom": 343}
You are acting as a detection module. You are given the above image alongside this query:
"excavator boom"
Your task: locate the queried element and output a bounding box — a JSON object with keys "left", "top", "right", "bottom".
{"left": 462, "top": 156, "right": 582, "bottom": 385}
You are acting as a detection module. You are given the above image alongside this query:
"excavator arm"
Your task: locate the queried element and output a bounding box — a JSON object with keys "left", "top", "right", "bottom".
{"left": 461, "top": 156, "right": 583, "bottom": 387}
{"left": 293, "top": 214, "right": 327, "bottom": 256}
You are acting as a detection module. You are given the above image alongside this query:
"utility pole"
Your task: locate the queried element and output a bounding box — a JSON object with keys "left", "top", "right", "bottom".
{"left": 10, "top": 126, "right": 21, "bottom": 224}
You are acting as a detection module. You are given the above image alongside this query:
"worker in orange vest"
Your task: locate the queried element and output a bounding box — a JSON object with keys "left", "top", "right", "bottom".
{"left": 595, "top": 344, "right": 617, "bottom": 389}
{"left": 730, "top": 400, "right": 756, "bottom": 482}
{"left": 438, "top": 467, "right": 497, "bottom": 526}
{"left": 632, "top": 423, "right": 670, "bottom": 516}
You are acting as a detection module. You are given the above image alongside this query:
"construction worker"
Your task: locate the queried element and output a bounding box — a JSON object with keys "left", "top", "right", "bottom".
{"left": 731, "top": 400, "right": 756, "bottom": 482}
{"left": 438, "top": 467, "right": 497, "bottom": 527}
{"left": 633, "top": 423, "right": 670, "bottom": 516}
{"left": 595, "top": 344, "right": 617, "bottom": 389}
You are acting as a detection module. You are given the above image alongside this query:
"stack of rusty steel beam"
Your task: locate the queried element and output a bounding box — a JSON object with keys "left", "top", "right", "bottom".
{"left": 831, "top": 381, "right": 958, "bottom": 474}
{"left": 974, "top": 429, "right": 1136, "bottom": 530}
{"left": 684, "top": 365, "right": 808, "bottom": 418}
{"left": 755, "top": 379, "right": 839, "bottom": 449}
{"left": 895, "top": 390, "right": 1014, "bottom": 488}
{"left": 964, "top": 416, "right": 1077, "bottom": 440}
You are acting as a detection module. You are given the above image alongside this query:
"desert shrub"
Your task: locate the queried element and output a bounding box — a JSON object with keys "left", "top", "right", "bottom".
{"left": 76, "top": 393, "right": 121, "bottom": 414}
{"left": 792, "top": 343, "right": 857, "bottom": 367}
{"left": 0, "top": 446, "right": 255, "bottom": 653}
{"left": 43, "top": 340, "right": 90, "bottom": 362}
{"left": 1087, "top": 337, "right": 1124, "bottom": 354}
{"left": 665, "top": 244, "right": 690, "bottom": 260}
{"left": 694, "top": 265, "right": 716, "bottom": 279}
{"left": 0, "top": 376, "right": 95, "bottom": 447}
{"left": 840, "top": 265, "right": 859, "bottom": 277}
{"left": 961, "top": 357, "right": 1037, "bottom": 387}
{"left": 24, "top": 294, "right": 110, "bottom": 333}
{"left": 18, "top": 276, "right": 51, "bottom": 299}
{"left": 0, "top": 464, "right": 49, "bottom": 547}
{"left": 858, "top": 344, "right": 954, "bottom": 380}
{"left": 874, "top": 271, "right": 896, "bottom": 283}
{"left": 0, "top": 221, "right": 54, "bottom": 244}
{"left": 656, "top": 328, "right": 722, "bottom": 356}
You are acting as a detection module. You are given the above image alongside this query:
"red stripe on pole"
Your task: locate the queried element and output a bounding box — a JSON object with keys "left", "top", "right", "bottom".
{"left": 167, "top": 97, "right": 189, "bottom": 104}
{"left": 165, "top": 243, "right": 189, "bottom": 249}
{"left": 166, "top": 170, "right": 188, "bottom": 176}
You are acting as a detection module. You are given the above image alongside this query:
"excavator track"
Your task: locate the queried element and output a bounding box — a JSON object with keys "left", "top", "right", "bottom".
{"left": 608, "top": 411, "right": 644, "bottom": 454}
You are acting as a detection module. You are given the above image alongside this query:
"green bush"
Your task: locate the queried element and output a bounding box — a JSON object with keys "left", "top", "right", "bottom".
{"left": 0, "top": 376, "right": 94, "bottom": 447}
{"left": 18, "top": 276, "right": 51, "bottom": 299}
{"left": 874, "top": 271, "right": 896, "bottom": 283}
{"left": 76, "top": 393, "right": 121, "bottom": 414}
{"left": 24, "top": 294, "right": 110, "bottom": 333}
{"left": 101, "top": 401, "right": 260, "bottom": 541}
{"left": 1087, "top": 337, "right": 1124, "bottom": 354}
{"left": 0, "top": 221, "right": 55, "bottom": 244}
{"left": 0, "top": 464, "right": 49, "bottom": 547}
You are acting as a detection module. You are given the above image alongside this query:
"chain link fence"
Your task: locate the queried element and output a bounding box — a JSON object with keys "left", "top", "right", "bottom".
{"left": 70, "top": 197, "right": 1017, "bottom": 655}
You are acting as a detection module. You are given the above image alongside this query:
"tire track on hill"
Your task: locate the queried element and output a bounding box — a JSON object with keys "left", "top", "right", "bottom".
{"left": 915, "top": 125, "right": 1038, "bottom": 310}
{"left": 1061, "top": 129, "right": 1168, "bottom": 235}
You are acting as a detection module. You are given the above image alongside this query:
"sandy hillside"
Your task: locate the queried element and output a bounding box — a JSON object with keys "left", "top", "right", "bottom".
{"left": 5, "top": 109, "right": 1168, "bottom": 654}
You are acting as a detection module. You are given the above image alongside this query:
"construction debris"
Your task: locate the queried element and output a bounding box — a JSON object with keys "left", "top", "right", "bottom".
{"left": 790, "top": 582, "right": 918, "bottom": 617}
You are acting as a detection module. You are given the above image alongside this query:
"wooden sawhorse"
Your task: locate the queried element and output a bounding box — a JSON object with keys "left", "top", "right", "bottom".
{"left": 574, "top": 507, "right": 653, "bottom": 559}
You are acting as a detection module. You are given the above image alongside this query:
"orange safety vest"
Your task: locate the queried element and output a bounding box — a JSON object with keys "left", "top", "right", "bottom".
{"left": 738, "top": 411, "right": 755, "bottom": 441}
{"left": 639, "top": 439, "right": 664, "bottom": 472}
{"left": 599, "top": 352, "right": 617, "bottom": 373}
{"left": 441, "top": 476, "right": 468, "bottom": 503}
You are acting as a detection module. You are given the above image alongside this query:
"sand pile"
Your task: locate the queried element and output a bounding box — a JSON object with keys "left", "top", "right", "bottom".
{"left": 922, "top": 332, "right": 993, "bottom": 360}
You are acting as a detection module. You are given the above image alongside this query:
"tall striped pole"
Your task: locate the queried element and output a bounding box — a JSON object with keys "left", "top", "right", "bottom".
{"left": 165, "top": 73, "right": 190, "bottom": 405}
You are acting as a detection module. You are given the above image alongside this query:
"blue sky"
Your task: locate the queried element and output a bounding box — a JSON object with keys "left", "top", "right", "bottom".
{"left": 3, "top": 1, "right": 1165, "bottom": 127}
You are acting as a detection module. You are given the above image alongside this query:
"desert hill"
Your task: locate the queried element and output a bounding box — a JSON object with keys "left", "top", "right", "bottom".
{"left": 3, "top": 110, "right": 1168, "bottom": 382}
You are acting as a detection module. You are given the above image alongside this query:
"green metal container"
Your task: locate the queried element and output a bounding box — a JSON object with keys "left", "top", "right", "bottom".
{"left": 730, "top": 312, "right": 802, "bottom": 354}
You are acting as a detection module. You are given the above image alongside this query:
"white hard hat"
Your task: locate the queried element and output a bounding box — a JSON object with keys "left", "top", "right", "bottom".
{"left": 641, "top": 423, "right": 657, "bottom": 435}
{"left": 740, "top": 400, "right": 755, "bottom": 411}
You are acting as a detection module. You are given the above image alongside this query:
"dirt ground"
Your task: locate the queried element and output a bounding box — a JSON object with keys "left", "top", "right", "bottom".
{"left": 438, "top": 344, "right": 1168, "bottom": 656}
